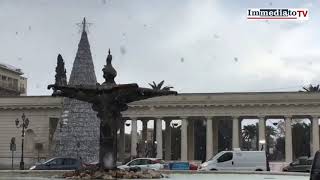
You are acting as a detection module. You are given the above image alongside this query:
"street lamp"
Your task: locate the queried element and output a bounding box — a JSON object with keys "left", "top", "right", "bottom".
{"left": 170, "top": 121, "right": 180, "bottom": 160}
{"left": 259, "top": 139, "right": 266, "bottom": 151}
{"left": 15, "top": 113, "right": 29, "bottom": 170}
{"left": 259, "top": 139, "right": 270, "bottom": 171}
{"left": 153, "top": 141, "right": 158, "bottom": 157}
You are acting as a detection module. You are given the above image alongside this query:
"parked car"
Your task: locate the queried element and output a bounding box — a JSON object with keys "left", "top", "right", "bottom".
{"left": 310, "top": 151, "right": 320, "bottom": 180}
{"left": 189, "top": 163, "right": 198, "bottom": 170}
{"left": 168, "top": 161, "right": 198, "bottom": 170}
{"left": 29, "top": 157, "right": 82, "bottom": 170}
{"left": 199, "top": 150, "right": 267, "bottom": 171}
{"left": 117, "top": 158, "right": 165, "bottom": 171}
{"left": 83, "top": 161, "right": 123, "bottom": 168}
{"left": 282, "top": 156, "right": 313, "bottom": 172}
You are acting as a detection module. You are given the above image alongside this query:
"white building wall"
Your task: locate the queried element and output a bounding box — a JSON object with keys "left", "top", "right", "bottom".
{"left": 0, "top": 96, "right": 62, "bottom": 169}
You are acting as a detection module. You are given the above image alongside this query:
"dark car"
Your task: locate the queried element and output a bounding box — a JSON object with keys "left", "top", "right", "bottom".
{"left": 310, "top": 151, "right": 320, "bottom": 180}
{"left": 29, "top": 157, "right": 82, "bottom": 170}
{"left": 283, "top": 156, "right": 313, "bottom": 173}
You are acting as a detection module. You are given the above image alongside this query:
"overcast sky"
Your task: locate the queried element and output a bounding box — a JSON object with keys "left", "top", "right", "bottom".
{"left": 0, "top": 0, "right": 318, "bottom": 96}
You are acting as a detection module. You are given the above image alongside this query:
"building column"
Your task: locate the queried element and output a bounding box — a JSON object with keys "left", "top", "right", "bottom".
{"left": 206, "top": 117, "right": 213, "bottom": 160}
{"left": 285, "top": 116, "right": 293, "bottom": 163}
{"left": 213, "top": 120, "right": 219, "bottom": 155}
{"left": 156, "top": 118, "right": 163, "bottom": 159}
{"left": 142, "top": 120, "right": 148, "bottom": 143}
{"left": 187, "top": 120, "right": 194, "bottom": 160}
{"left": 258, "top": 117, "right": 266, "bottom": 150}
{"left": 312, "top": 116, "right": 320, "bottom": 156}
{"left": 165, "top": 120, "right": 172, "bottom": 160}
{"left": 131, "top": 118, "right": 138, "bottom": 158}
{"left": 181, "top": 117, "right": 188, "bottom": 161}
{"left": 119, "top": 120, "right": 125, "bottom": 162}
{"left": 141, "top": 120, "right": 148, "bottom": 157}
{"left": 232, "top": 116, "right": 240, "bottom": 149}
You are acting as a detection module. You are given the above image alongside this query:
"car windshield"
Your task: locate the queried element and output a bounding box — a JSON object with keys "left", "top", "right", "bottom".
{"left": 43, "top": 158, "right": 56, "bottom": 164}
{"left": 292, "top": 159, "right": 300, "bottom": 165}
{"left": 208, "top": 151, "right": 226, "bottom": 161}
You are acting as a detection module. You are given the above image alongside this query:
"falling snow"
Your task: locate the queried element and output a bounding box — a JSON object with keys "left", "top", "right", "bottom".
{"left": 120, "top": 46, "right": 126, "bottom": 55}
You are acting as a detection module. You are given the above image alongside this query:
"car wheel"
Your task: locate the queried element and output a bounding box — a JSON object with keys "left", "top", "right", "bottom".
{"left": 210, "top": 168, "right": 217, "bottom": 171}
{"left": 255, "top": 169, "right": 263, "bottom": 171}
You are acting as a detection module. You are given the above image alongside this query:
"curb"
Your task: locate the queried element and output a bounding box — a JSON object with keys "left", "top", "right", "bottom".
{"left": 0, "top": 170, "right": 309, "bottom": 177}
{"left": 159, "top": 170, "right": 309, "bottom": 176}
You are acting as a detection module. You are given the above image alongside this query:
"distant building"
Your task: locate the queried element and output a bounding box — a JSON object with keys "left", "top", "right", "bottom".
{"left": 0, "top": 63, "right": 27, "bottom": 96}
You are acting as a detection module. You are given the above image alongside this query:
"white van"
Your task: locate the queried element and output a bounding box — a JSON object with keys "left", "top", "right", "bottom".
{"left": 199, "top": 150, "right": 268, "bottom": 171}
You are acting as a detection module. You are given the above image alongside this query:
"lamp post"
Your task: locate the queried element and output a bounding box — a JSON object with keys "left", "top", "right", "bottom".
{"left": 259, "top": 139, "right": 266, "bottom": 151}
{"left": 153, "top": 141, "right": 157, "bottom": 157}
{"left": 15, "top": 113, "right": 29, "bottom": 170}
{"left": 170, "top": 121, "right": 179, "bottom": 160}
{"left": 259, "top": 139, "right": 270, "bottom": 171}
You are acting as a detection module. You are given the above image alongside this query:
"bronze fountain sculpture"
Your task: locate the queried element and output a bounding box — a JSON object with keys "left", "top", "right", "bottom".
{"left": 48, "top": 49, "right": 177, "bottom": 170}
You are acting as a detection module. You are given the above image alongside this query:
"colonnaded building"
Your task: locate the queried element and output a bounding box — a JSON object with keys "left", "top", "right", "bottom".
{"left": 1, "top": 19, "right": 319, "bottom": 169}
{"left": 1, "top": 92, "right": 320, "bottom": 169}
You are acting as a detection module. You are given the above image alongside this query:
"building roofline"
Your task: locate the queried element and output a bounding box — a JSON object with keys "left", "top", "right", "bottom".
{"left": 0, "top": 63, "right": 24, "bottom": 75}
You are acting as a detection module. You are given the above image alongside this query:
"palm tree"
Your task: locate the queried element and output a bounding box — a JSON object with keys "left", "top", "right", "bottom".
{"left": 241, "top": 124, "right": 258, "bottom": 150}
{"left": 302, "top": 84, "right": 320, "bottom": 92}
{"left": 266, "top": 125, "right": 277, "bottom": 137}
{"left": 148, "top": 80, "right": 173, "bottom": 91}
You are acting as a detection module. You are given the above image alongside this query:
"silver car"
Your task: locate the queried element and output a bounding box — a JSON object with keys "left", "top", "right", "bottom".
{"left": 117, "top": 158, "right": 165, "bottom": 171}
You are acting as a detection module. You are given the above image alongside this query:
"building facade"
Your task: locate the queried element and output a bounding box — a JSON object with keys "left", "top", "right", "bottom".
{"left": 0, "top": 63, "right": 27, "bottom": 96}
{"left": 121, "top": 92, "right": 320, "bottom": 163}
{"left": 0, "top": 92, "right": 320, "bottom": 169}
{"left": 0, "top": 96, "right": 62, "bottom": 169}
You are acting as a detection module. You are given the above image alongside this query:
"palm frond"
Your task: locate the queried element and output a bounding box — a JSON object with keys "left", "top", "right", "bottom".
{"left": 162, "top": 86, "right": 173, "bottom": 91}
{"left": 152, "top": 81, "right": 157, "bottom": 87}
{"left": 158, "top": 80, "right": 165, "bottom": 89}
{"left": 149, "top": 80, "right": 174, "bottom": 91}
{"left": 302, "top": 84, "right": 320, "bottom": 92}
